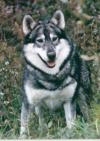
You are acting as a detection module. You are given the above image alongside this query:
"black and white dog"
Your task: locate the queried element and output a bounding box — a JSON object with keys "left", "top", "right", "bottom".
{"left": 20, "top": 10, "right": 91, "bottom": 137}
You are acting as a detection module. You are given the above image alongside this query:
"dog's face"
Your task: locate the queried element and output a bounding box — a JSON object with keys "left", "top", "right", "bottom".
{"left": 23, "top": 10, "right": 71, "bottom": 75}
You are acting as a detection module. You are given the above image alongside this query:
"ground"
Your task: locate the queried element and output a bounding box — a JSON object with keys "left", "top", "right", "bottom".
{"left": 0, "top": 0, "right": 100, "bottom": 139}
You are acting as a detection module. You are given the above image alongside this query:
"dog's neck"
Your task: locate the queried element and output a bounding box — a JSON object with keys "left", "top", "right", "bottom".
{"left": 26, "top": 58, "right": 75, "bottom": 90}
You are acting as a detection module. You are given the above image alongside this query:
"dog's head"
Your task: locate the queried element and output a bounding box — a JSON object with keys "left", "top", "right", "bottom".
{"left": 23, "top": 10, "right": 72, "bottom": 75}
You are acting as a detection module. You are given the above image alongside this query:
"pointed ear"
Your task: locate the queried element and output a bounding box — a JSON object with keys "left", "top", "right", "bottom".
{"left": 51, "top": 10, "right": 65, "bottom": 29}
{"left": 22, "top": 15, "right": 36, "bottom": 35}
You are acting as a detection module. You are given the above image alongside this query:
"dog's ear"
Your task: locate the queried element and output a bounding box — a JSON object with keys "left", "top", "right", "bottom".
{"left": 22, "top": 15, "right": 36, "bottom": 35}
{"left": 51, "top": 10, "right": 65, "bottom": 29}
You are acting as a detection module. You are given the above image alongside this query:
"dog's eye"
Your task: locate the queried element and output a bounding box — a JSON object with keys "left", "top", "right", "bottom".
{"left": 52, "top": 36, "right": 58, "bottom": 44}
{"left": 36, "top": 39, "right": 44, "bottom": 43}
{"left": 36, "top": 38, "right": 45, "bottom": 46}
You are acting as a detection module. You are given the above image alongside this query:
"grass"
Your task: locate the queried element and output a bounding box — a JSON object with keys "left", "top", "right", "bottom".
{"left": 0, "top": 0, "right": 100, "bottom": 139}
{"left": 28, "top": 111, "right": 100, "bottom": 139}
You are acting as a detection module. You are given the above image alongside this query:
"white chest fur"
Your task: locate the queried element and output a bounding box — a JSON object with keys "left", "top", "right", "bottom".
{"left": 24, "top": 79, "right": 77, "bottom": 110}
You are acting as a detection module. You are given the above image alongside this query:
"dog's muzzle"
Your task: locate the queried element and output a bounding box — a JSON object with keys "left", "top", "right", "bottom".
{"left": 47, "top": 50, "right": 56, "bottom": 68}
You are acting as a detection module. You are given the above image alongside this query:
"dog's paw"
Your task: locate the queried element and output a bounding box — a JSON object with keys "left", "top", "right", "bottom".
{"left": 19, "top": 133, "right": 28, "bottom": 139}
{"left": 39, "top": 124, "right": 48, "bottom": 136}
{"left": 19, "top": 131, "right": 29, "bottom": 139}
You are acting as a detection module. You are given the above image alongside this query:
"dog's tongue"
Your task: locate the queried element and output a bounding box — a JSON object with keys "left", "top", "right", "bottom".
{"left": 47, "top": 61, "right": 55, "bottom": 68}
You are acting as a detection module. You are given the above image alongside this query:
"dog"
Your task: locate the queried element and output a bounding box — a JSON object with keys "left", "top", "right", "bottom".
{"left": 20, "top": 10, "right": 91, "bottom": 137}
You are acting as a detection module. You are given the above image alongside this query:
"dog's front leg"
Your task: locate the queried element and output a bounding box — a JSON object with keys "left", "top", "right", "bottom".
{"left": 35, "top": 106, "right": 47, "bottom": 132}
{"left": 64, "top": 101, "right": 76, "bottom": 129}
{"left": 20, "top": 102, "right": 31, "bottom": 138}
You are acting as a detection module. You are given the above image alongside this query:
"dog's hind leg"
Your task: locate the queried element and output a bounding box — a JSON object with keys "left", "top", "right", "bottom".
{"left": 20, "top": 102, "right": 31, "bottom": 138}
{"left": 64, "top": 101, "right": 76, "bottom": 129}
{"left": 77, "top": 87, "right": 90, "bottom": 121}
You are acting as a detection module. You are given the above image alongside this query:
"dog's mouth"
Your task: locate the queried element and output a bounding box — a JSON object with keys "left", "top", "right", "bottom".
{"left": 38, "top": 54, "right": 56, "bottom": 68}
{"left": 47, "top": 60, "right": 55, "bottom": 68}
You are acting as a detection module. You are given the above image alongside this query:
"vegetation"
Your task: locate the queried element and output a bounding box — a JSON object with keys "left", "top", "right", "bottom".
{"left": 0, "top": 0, "right": 100, "bottom": 139}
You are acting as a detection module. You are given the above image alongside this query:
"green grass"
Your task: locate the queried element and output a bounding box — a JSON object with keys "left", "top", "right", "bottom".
{"left": 27, "top": 111, "right": 100, "bottom": 139}
{"left": 0, "top": 101, "right": 100, "bottom": 139}
{"left": 0, "top": 0, "right": 100, "bottom": 138}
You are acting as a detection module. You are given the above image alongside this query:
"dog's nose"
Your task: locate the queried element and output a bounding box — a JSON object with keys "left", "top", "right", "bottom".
{"left": 47, "top": 51, "right": 56, "bottom": 61}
